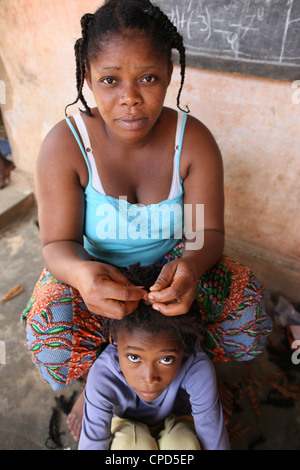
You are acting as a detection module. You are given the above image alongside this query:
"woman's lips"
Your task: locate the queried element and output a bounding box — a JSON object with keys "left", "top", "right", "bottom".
{"left": 116, "top": 116, "right": 147, "bottom": 130}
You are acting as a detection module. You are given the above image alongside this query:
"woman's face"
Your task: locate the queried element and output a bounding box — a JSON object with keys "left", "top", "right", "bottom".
{"left": 85, "top": 30, "right": 173, "bottom": 145}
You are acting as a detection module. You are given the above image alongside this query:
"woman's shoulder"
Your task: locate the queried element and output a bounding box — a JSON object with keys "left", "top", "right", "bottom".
{"left": 40, "top": 117, "right": 79, "bottom": 154}
{"left": 162, "top": 106, "right": 216, "bottom": 143}
{"left": 37, "top": 116, "right": 87, "bottom": 177}
{"left": 162, "top": 107, "right": 222, "bottom": 177}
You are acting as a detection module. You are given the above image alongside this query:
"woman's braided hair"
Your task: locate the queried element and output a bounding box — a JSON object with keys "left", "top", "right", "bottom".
{"left": 104, "top": 263, "right": 204, "bottom": 356}
{"left": 65, "top": 0, "right": 189, "bottom": 117}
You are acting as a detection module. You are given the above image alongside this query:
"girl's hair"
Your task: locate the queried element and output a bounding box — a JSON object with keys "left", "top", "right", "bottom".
{"left": 65, "top": 0, "right": 189, "bottom": 117}
{"left": 104, "top": 263, "right": 204, "bottom": 355}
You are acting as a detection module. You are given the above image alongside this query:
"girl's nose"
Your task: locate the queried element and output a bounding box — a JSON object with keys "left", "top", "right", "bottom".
{"left": 140, "top": 366, "right": 158, "bottom": 384}
{"left": 119, "top": 83, "right": 142, "bottom": 107}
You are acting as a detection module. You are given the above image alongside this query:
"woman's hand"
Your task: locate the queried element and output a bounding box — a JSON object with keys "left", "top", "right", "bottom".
{"left": 147, "top": 258, "right": 198, "bottom": 316}
{"left": 77, "top": 261, "right": 148, "bottom": 319}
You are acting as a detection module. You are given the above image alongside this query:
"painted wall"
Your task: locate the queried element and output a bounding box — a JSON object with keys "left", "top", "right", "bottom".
{"left": 0, "top": 0, "right": 299, "bottom": 293}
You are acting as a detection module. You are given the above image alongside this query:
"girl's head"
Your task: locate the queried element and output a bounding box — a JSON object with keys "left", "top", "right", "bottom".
{"left": 66, "top": 0, "right": 188, "bottom": 117}
{"left": 105, "top": 262, "right": 204, "bottom": 356}
{"left": 103, "top": 263, "right": 204, "bottom": 402}
{"left": 106, "top": 298, "right": 204, "bottom": 356}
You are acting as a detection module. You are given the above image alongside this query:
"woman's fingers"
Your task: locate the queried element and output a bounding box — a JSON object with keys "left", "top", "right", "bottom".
{"left": 147, "top": 260, "right": 198, "bottom": 316}
{"left": 80, "top": 263, "right": 148, "bottom": 319}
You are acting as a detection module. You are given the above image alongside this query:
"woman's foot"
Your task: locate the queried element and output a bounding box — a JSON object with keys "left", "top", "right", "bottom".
{"left": 66, "top": 391, "right": 85, "bottom": 441}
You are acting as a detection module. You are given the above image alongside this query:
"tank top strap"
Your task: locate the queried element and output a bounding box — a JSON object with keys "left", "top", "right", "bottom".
{"left": 65, "top": 115, "right": 90, "bottom": 171}
{"left": 175, "top": 111, "right": 187, "bottom": 181}
{"left": 66, "top": 113, "right": 106, "bottom": 194}
{"left": 66, "top": 111, "right": 187, "bottom": 199}
{"left": 168, "top": 111, "right": 188, "bottom": 200}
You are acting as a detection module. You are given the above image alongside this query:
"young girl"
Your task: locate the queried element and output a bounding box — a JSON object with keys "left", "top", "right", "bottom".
{"left": 79, "top": 264, "right": 230, "bottom": 450}
{"left": 21, "top": 0, "right": 272, "bottom": 440}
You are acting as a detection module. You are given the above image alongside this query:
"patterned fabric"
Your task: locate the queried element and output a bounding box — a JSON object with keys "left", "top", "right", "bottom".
{"left": 21, "top": 241, "right": 272, "bottom": 391}
{"left": 22, "top": 271, "right": 105, "bottom": 391}
{"left": 162, "top": 242, "right": 272, "bottom": 362}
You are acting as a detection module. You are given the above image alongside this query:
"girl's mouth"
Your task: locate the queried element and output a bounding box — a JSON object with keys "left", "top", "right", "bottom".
{"left": 138, "top": 389, "right": 161, "bottom": 400}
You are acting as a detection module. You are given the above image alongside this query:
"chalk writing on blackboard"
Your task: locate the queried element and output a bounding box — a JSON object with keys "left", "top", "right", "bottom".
{"left": 155, "top": 0, "right": 300, "bottom": 79}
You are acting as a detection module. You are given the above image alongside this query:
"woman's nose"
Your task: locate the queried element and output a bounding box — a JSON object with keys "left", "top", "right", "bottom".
{"left": 119, "top": 83, "right": 142, "bottom": 107}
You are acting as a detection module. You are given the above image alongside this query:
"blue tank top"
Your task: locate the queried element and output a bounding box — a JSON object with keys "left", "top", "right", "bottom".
{"left": 66, "top": 111, "right": 187, "bottom": 267}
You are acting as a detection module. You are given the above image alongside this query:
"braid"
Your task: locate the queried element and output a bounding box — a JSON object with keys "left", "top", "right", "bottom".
{"left": 65, "top": 14, "right": 94, "bottom": 117}
{"left": 145, "top": 5, "right": 189, "bottom": 113}
{"left": 173, "top": 34, "right": 189, "bottom": 113}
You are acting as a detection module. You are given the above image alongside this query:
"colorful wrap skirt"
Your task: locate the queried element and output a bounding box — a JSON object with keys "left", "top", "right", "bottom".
{"left": 21, "top": 241, "right": 273, "bottom": 391}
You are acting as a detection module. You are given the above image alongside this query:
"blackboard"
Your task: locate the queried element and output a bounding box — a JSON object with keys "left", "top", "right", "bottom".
{"left": 154, "top": 0, "right": 300, "bottom": 81}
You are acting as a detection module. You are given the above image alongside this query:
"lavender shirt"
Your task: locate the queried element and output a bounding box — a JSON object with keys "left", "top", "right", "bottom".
{"left": 78, "top": 344, "right": 230, "bottom": 450}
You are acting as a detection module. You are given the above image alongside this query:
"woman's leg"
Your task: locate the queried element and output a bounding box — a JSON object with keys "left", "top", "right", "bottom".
{"left": 197, "top": 256, "right": 273, "bottom": 362}
{"left": 161, "top": 242, "right": 273, "bottom": 362}
{"left": 110, "top": 417, "right": 158, "bottom": 450}
{"left": 21, "top": 268, "right": 106, "bottom": 391}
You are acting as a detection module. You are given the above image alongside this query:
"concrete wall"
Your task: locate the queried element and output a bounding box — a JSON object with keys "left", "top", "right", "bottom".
{"left": 166, "top": 68, "right": 300, "bottom": 263}
{"left": 0, "top": 0, "right": 101, "bottom": 172}
{"left": 0, "top": 0, "right": 299, "bottom": 298}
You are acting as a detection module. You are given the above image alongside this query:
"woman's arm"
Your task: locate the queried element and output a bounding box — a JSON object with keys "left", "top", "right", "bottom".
{"left": 36, "top": 120, "right": 146, "bottom": 318}
{"left": 148, "top": 116, "right": 225, "bottom": 316}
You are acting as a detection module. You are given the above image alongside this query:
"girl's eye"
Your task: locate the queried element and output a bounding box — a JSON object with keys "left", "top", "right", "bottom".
{"left": 159, "top": 356, "right": 174, "bottom": 365}
{"left": 127, "top": 354, "right": 140, "bottom": 363}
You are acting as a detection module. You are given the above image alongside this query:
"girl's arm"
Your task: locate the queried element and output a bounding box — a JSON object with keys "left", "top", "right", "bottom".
{"left": 184, "top": 353, "right": 230, "bottom": 450}
{"left": 148, "top": 116, "right": 225, "bottom": 316}
{"left": 36, "top": 120, "right": 146, "bottom": 319}
{"left": 78, "top": 356, "right": 115, "bottom": 450}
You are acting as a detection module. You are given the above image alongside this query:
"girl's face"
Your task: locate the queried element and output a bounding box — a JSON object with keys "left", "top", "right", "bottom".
{"left": 85, "top": 31, "right": 173, "bottom": 144}
{"left": 116, "top": 328, "right": 184, "bottom": 402}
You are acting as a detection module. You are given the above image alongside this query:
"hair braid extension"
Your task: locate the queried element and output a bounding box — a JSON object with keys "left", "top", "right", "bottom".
{"left": 145, "top": 5, "right": 190, "bottom": 113}
{"left": 65, "top": 14, "right": 95, "bottom": 117}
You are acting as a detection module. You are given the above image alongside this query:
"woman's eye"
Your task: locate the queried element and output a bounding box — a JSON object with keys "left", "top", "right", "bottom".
{"left": 142, "top": 75, "right": 156, "bottom": 83}
{"left": 101, "top": 77, "right": 116, "bottom": 85}
{"left": 127, "top": 354, "right": 140, "bottom": 363}
{"left": 160, "top": 356, "right": 174, "bottom": 365}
